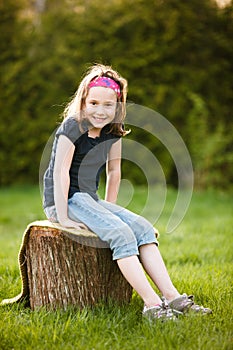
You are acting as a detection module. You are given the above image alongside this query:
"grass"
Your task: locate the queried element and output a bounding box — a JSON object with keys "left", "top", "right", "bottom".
{"left": 0, "top": 185, "right": 232, "bottom": 350}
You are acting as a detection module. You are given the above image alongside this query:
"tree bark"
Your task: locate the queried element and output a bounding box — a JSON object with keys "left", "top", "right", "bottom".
{"left": 26, "top": 226, "right": 132, "bottom": 310}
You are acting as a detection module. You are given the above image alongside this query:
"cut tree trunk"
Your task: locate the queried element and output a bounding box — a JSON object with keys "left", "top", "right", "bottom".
{"left": 26, "top": 226, "right": 132, "bottom": 310}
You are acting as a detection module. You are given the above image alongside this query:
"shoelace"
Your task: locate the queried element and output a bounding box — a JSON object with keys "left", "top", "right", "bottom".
{"left": 161, "top": 297, "right": 183, "bottom": 316}
{"left": 183, "top": 295, "right": 212, "bottom": 314}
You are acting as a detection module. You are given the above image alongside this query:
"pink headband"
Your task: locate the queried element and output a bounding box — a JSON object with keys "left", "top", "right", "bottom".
{"left": 88, "top": 77, "right": 121, "bottom": 98}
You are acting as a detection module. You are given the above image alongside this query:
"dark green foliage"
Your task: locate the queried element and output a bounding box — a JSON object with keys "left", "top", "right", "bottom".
{"left": 0, "top": 0, "right": 232, "bottom": 188}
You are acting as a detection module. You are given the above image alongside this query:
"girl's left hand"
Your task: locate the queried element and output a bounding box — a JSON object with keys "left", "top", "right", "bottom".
{"left": 59, "top": 218, "right": 89, "bottom": 231}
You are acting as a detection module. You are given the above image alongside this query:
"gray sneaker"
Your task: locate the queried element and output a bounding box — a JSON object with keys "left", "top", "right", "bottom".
{"left": 168, "top": 294, "right": 212, "bottom": 314}
{"left": 188, "top": 295, "right": 212, "bottom": 314}
{"left": 142, "top": 299, "right": 182, "bottom": 322}
{"left": 168, "top": 293, "right": 193, "bottom": 313}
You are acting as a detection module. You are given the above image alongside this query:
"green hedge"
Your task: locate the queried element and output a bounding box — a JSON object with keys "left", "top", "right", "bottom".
{"left": 0, "top": 0, "right": 232, "bottom": 188}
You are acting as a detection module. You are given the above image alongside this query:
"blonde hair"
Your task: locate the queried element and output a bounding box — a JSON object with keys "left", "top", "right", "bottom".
{"left": 63, "top": 64, "right": 128, "bottom": 136}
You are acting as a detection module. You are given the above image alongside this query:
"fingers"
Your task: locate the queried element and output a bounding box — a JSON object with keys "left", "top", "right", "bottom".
{"left": 154, "top": 227, "right": 160, "bottom": 239}
{"left": 78, "top": 223, "right": 89, "bottom": 230}
{"left": 67, "top": 221, "right": 89, "bottom": 231}
{"left": 59, "top": 218, "right": 89, "bottom": 231}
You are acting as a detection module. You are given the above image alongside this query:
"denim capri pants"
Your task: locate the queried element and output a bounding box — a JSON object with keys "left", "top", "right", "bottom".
{"left": 44, "top": 192, "right": 158, "bottom": 260}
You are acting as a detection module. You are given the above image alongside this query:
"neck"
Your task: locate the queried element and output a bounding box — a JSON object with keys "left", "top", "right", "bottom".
{"left": 88, "top": 127, "right": 101, "bottom": 138}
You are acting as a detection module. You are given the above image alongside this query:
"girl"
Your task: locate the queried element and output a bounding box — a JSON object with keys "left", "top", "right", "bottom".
{"left": 43, "top": 64, "right": 211, "bottom": 321}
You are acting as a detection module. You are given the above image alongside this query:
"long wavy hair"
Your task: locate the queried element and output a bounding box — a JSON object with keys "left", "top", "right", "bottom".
{"left": 63, "top": 64, "right": 128, "bottom": 136}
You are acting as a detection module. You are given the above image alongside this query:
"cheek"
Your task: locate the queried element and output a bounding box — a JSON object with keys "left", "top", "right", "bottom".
{"left": 108, "top": 106, "right": 117, "bottom": 116}
{"left": 85, "top": 105, "right": 95, "bottom": 115}
{"left": 110, "top": 108, "right": 116, "bottom": 116}
{"left": 108, "top": 110, "right": 116, "bottom": 121}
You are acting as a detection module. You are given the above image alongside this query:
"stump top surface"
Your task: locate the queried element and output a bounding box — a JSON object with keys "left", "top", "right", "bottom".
{"left": 30, "top": 220, "right": 100, "bottom": 239}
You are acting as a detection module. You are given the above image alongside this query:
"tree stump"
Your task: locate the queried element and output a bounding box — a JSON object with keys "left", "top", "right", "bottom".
{"left": 26, "top": 225, "right": 132, "bottom": 310}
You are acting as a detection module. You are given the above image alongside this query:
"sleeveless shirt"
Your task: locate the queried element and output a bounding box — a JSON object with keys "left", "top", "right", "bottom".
{"left": 43, "top": 117, "right": 121, "bottom": 208}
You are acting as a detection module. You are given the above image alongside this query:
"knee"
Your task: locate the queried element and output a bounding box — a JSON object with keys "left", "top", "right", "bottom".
{"left": 110, "top": 224, "right": 136, "bottom": 249}
{"left": 130, "top": 216, "right": 155, "bottom": 241}
{"left": 111, "top": 227, "right": 139, "bottom": 260}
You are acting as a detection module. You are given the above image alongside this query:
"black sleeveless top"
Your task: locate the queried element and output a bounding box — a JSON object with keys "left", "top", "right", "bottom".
{"left": 43, "top": 117, "right": 121, "bottom": 208}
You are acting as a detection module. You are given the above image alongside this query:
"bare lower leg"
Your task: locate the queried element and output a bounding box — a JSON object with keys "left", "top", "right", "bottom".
{"left": 117, "top": 255, "right": 162, "bottom": 307}
{"left": 139, "top": 244, "right": 180, "bottom": 301}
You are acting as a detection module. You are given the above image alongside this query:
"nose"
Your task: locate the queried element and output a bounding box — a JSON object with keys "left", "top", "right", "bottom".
{"left": 96, "top": 104, "right": 105, "bottom": 115}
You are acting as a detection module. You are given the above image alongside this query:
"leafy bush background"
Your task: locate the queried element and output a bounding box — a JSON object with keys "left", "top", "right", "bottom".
{"left": 0, "top": 0, "right": 232, "bottom": 188}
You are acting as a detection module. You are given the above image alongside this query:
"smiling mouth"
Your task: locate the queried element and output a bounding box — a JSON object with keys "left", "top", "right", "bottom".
{"left": 93, "top": 116, "right": 107, "bottom": 121}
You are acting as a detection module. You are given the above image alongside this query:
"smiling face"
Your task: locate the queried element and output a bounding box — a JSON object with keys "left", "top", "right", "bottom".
{"left": 84, "top": 86, "right": 117, "bottom": 134}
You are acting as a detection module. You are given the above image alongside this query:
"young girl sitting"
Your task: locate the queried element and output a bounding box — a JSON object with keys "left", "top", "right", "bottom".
{"left": 43, "top": 64, "right": 212, "bottom": 321}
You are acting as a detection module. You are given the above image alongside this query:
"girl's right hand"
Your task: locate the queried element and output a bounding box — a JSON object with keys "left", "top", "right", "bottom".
{"left": 59, "top": 218, "right": 89, "bottom": 231}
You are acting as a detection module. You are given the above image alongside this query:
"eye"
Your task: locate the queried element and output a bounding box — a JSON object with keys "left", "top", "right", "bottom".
{"left": 89, "top": 101, "right": 97, "bottom": 106}
{"left": 105, "top": 102, "right": 115, "bottom": 108}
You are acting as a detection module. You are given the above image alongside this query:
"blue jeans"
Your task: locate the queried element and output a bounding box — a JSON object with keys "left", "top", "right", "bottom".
{"left": 44, "top": 192, "right": 158, "bottom": 260}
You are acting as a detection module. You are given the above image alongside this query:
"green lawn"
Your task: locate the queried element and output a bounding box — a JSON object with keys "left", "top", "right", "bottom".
{"left": 0, "top": 185, "right": 232, "bottom": 350}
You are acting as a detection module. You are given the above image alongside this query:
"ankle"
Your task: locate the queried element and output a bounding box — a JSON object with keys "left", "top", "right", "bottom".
{"left": 163, "top": 291, "right": 181, "bottom": 302}
{"left": 144, "top": 296, "right": 162, "bottom": 308}
{"left": 144, "top": 303, "right": 161, "bottom": 311}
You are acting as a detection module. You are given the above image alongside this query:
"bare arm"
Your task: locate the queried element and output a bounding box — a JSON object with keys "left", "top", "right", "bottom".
{"left": 53, "top": 135, "right": 87, "bottom": 229}
{"left": 105, "top": 139, "right": 122, "bottom": 203}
